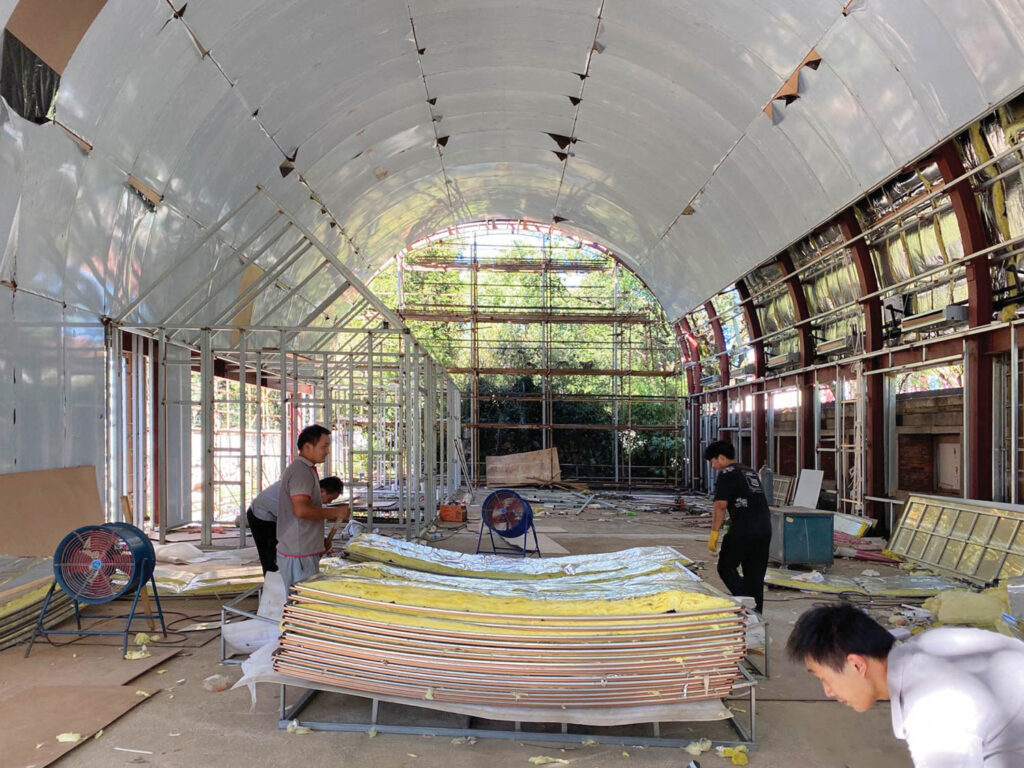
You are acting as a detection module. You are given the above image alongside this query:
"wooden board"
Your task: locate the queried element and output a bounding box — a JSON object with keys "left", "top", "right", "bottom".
{"left": 0, "top": 685, "right": 152, "bottom": 768}
{"left": 0, "top": 643, "right": 178, "bottom": 701}
{"left": 485, "top": 448, "right": 561, "bottom": 486}
{"left": 0, "top": 466, "right": 103, "bottom": 556}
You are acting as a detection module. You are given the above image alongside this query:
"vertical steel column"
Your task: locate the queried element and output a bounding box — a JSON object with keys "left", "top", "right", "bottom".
{"left": 132, "top": 333, "right": 147, "bottom": 528}
{"left": 450, "top": 384, "right": 462, "bottom": 493}
{"left": 322, "top": 352, "right": 332, "bottom": 476}
{"left": 424, "top": 358, "right": 438, "bottom": 528}
{"left": 935, "top": 141, "right": 994, "bottom": 500}
{"left": 238, "top": 334, "right": 248, "bottom": 548}
{"left": 156, "top": 330, "right": 168, "bottom": 544}
{"left": 105, "top": 325, "right": 124, "bottom": 522}
{"left": 279, "top": 330, "right": 288, "bottom": 476}
{"left": 200, "top": 330, "right": 215, "bottom": 548}
{"left": 1012, "top": 324, "right": 1019, "bottom": 503}
{"left": 612, "top": 262, "right": 620, "bottom": 482}
{"left": 813, "top": 378, "right": 823, "bottom": 472}
{"left": 366, "top": 330, "right": 375, "bottom": 526}
{"left": 255, "top": 350, "right": 263, "bottom": 490}
{"left": 470, "top": 243, "right": 479, "bottom": 485}
{"left": 883, "top": 373, "right": 899, "bottom": 509}
{"left": 347, "top": 351, "right": 355, "bottom": 508}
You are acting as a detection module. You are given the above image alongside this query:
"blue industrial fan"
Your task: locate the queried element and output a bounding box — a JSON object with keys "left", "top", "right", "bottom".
{"left": 475, "top": 489, "right": 542, "bottom": 557}
{"left": 26, "top": 522, "right": 166, "bottom": 656}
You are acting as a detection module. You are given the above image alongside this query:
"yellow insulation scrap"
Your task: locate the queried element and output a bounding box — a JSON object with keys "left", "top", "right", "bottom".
{"left": 0, "top": 582, "right": 54, "bottom": 618}
{"left": 344, "top": 534, "right": 691, "bottom": 580}
{"left": 305, "top": 561, "right": 735, "bottom": 617}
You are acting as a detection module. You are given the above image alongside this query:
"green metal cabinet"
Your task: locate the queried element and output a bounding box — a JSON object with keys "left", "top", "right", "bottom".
{"left": 769, "top": 507, "right": 834, "bottom": 567}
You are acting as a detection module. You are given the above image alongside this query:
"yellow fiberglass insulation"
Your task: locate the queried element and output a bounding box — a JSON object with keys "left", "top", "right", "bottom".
{"left": 306, "top": 561, "right": 736, "bottom": 618}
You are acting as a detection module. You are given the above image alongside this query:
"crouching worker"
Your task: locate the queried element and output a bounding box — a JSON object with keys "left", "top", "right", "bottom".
{"left": 787, "top": 602, "right": 1024, "bottom": 767}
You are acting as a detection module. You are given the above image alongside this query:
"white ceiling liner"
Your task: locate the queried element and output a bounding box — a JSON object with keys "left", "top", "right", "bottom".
{"left": 1, "top": 0, "right": 1024, "bottom": 329}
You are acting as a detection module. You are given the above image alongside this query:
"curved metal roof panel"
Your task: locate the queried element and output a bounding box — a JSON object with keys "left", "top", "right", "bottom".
{"left": 2, "top": 0, "right": 1024, "bottom": 329}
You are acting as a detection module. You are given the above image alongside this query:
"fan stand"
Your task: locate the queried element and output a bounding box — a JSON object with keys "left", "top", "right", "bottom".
{"left": 24, "top": 559, "right": 167, "bottom": 658}
{"left": 476, "top": 519, "right": 542, "bottom": 557}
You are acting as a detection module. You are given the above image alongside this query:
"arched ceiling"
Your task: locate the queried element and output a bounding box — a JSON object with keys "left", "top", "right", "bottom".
{"left": 2, "top": 0, "right": 1024, "bottom": 332}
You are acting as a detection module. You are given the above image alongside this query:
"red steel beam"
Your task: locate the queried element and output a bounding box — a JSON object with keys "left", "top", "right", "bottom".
{"left": 777, "top": 252, "right": 817, "bottom": 471}
{"left": 836, "top": 211, "right": 886, "bottom": 518}
{"left": 703, "top": 300, "right": 731, "bottom": 442}
{"left": 934, "top": 141, "right": 993, "bottom": 500}
{"left": 734, "top": 280, "right": 767, "bottom": 467}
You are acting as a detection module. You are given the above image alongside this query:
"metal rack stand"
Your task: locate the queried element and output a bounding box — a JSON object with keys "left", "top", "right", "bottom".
{"left": 276, "top": 665, "right": 757, "bottom": 748}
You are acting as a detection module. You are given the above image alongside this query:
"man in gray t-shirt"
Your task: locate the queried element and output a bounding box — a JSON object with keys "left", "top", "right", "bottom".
{"left": 276, "top": 424, "right": 350, "bottom": 591}
{"left": 246, "top": 476, "right": 343, "bottom": 575}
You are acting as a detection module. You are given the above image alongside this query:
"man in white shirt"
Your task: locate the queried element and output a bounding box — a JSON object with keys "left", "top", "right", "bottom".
{"left": 787, "top": 602, "right": 1024, "bottom": 767}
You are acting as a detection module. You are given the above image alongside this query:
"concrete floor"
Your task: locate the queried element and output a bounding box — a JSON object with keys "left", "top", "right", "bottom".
{"left": 26, "top": 501, "right": 914, "bottom": 768}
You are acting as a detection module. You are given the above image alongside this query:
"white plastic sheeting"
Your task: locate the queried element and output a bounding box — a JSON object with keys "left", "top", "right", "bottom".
{"left": 0, "top": 3, "right": 1023, "bottom": 322}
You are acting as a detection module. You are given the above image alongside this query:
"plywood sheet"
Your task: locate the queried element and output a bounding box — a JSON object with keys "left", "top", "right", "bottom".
{"left": 0, "top": 466, "right": 103, "bottom": 556}
{"left": 0, "top": 643, "right": 178, "bottom": 701}
{"left": 485, "top": 448, "right": 561, "bottom": 486}
{"left": 5, "top": 0, "right": 106, "bottom": 74}
{"left": 0, "top": 685, "right": 152, "bottom": 768}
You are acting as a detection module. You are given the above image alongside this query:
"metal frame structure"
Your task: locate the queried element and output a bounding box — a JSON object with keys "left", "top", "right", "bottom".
{"left": 100, "top": 195, "right": 463, "bottom": 542}
{"left": 276, "top": 664, "right": 758, "bottom": 748}
{"left": 680, "top": 97, "right": 1024, "bottom": 520}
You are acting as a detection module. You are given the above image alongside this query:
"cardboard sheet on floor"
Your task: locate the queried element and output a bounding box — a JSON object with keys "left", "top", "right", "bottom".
{"left": 791, "top": 469, "right": 824, "bottom": 509}
{"left": 473, "top": 529, "right": 570, "bottom": 555}
{"left": 0, "top": 643, "right": 177, "bottom": 700}
{"left": 0, "top": 466, "right": 103, "bottom": 556}
{"left": 0, "top": 685, "right": 152, "bottom": 768}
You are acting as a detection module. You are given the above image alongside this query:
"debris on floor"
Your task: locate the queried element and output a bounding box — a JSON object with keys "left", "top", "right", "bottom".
{"left": 201, "top": 674, "right": 231, "bottom": 692}
{"left": 765, "top": 567, "right": 961, "bottom": 597}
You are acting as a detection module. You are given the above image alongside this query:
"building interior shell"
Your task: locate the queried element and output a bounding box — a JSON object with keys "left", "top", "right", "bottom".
{"left": 2, "top": 2, "right": 1024, "bottom": 767}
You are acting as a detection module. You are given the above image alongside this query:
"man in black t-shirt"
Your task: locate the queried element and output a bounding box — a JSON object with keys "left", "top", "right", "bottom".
{"left": 704, "top": 440, "right": 772, "bottom": 613}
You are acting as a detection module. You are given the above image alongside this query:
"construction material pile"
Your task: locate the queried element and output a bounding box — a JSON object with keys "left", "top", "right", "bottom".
{"left": 274, "top": 537, "right": 745, "bottom": 710}
{"left": 0, "top": 556, "right": 74, "bottom": 650}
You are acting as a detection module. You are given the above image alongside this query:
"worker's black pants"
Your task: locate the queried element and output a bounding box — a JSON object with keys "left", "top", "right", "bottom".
{"left": 246, "top": 509, "right": 278, "bottom": 575}
{"left": 717, "top": 533, "right": 771, "bottom": 613}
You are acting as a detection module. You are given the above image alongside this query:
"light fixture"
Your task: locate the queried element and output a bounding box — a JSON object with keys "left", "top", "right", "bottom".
{"left": 767, "top": 351, "right": 800, "bottom": 368}
{"left": 816, "top": 335, "right": 855, "bottom": 356}
{"left": 900, "top": 304, "right": 968, "bottom": 332}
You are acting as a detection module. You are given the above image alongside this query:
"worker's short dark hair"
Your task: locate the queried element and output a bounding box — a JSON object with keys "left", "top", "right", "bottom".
{"left": 703, "top": 440, "right": 735, "bottom": 462}
{"left": 786, "top": 603, "right": 895, "bottom": 671}
{"left": 297, "top": 424, "right": 330, "bottom": 450}
{"left": 320, "top": 476, "right": 343, "bottom": 495}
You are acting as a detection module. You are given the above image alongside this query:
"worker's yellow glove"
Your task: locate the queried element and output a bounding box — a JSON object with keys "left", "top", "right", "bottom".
{"left": 707, "top": 529, "right": 719, "bottom": 553}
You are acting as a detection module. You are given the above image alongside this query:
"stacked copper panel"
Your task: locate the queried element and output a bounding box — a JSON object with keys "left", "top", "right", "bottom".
{"left": 274, "top": 538, "right": 745, "bottom": 711}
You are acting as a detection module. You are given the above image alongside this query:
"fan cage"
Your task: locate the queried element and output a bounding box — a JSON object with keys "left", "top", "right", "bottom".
{"left": 52, "top": 523, "right": 154, "bottom": 605}
{"left": 480, "top": 489, "right": 534, "bottom": 539}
